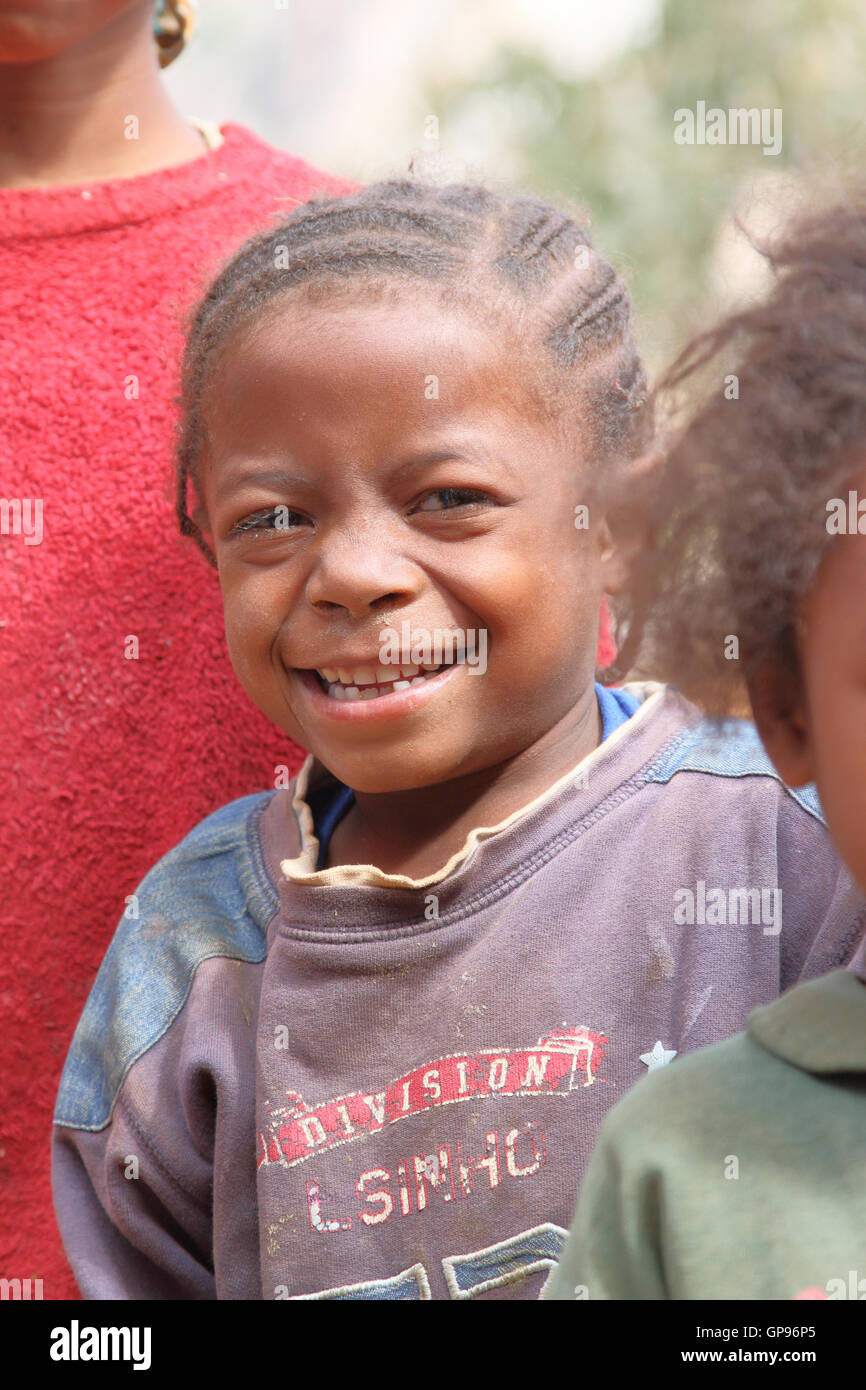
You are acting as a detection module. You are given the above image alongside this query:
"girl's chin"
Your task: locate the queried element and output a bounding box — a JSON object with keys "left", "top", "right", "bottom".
{"left": 308, "top": 754, "right": 471, "bottom": 796}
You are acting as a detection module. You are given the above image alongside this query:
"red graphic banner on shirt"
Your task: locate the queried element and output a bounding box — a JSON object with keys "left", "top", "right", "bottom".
{"left": 258, "top": 1025, "right": 608, "bottom": 1170}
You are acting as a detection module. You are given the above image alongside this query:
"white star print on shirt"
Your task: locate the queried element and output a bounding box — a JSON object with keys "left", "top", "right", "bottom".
{"left": 639, "top": 1040, "right": 677, "bottom": 1070}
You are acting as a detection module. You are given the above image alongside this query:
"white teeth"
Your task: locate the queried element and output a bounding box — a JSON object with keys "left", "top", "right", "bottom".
{"left": 322, "top": 663, "right": 401, "bottom": 686}
{"left": 318, "top": 659, "right": 452, "bottom": 701}
{"left": 319, "top": 656, "right": 462, "bottom": 690}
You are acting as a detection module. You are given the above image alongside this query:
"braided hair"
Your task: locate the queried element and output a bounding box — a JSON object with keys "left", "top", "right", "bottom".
{"left": 176, "top": 179, "right": 650, "bottom": 672}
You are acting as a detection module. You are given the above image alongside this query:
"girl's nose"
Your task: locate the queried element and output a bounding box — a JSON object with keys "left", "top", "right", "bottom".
{"left": 304, "top": 534, "right": 420, "bottom": 620}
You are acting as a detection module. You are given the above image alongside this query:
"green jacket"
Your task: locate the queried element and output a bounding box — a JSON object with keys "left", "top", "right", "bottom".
{"left": 543, "top": 969, "right": 866, "bottom": 1300}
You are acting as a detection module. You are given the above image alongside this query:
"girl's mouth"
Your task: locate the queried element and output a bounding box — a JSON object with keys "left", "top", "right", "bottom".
{"left": 293, "top": 658, "right": 466, "bottom": 721}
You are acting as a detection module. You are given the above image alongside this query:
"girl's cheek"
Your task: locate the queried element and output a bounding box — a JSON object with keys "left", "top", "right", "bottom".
{"left": 222, "top": 565, "right": 285, "bottom": 634}
{"left": 223, "top": 595, "right": 278, "bottom": 690}
{"left": 224, "top": 627, "right": 263, "bottom": 698}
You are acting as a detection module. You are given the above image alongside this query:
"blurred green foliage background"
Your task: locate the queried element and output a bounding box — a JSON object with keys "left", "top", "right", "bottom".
{"left": 425, "top": 0, "right": 866, "bottom": 368}
{"left": 166, "top": 0, "right": 866, "bottom": 374}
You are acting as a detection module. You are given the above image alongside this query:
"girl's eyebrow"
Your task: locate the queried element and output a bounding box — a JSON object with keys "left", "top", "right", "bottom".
{"left": 395, "top": 448, "right": 475, "bottom": 478}
{"left": 212, "top": 443, "right": 517, "bottom": 500}
{"left": 397, "top": 443, "right": 518, "bottom": 478}
{"left": 212, "top": 466, "right": 315, "bottom": 500}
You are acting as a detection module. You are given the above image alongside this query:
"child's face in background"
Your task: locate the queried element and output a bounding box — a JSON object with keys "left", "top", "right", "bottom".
{"left": 794, "top": 463, "right": 866, "bottom": 895}
{"left": 198, "top": 296, "right": 623, "bottom": 794}
{"left": 754, "top": 457, "right": 866, "bottom": 896}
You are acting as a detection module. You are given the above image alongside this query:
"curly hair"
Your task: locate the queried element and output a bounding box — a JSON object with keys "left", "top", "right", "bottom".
{"left": 630, "top": 195, "right": 866, "bottom": 712}
{"left": 175, "top": 178, "right": 651, "bottom": 632}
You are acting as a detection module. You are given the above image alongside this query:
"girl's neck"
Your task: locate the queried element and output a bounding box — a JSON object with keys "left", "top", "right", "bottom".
{"left": 0, "top": 8, "right": 206, "bottom": 189}
{"left": 325, "top": 683, "right": 602, "bottom": 879}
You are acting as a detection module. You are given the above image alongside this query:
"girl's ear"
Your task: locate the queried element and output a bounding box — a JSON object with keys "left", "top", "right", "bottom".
{"left": 598, "top": 449, "right": 664, "bottom": 596}
{"left": 746, "top": 660, "right": 814, "bottom": 788}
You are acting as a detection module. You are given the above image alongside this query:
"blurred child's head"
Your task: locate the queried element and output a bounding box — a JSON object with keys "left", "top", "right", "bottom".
{"left": 644, "top": 196, "right": 866, "bottom": 891}
{"left": 176, "top": 180, "right": 652, "bottom": 794}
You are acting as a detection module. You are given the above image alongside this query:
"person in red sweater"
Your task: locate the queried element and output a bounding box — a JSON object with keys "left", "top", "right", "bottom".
{"left": 0, "top": 1, "right": 615, "bottom": 1299}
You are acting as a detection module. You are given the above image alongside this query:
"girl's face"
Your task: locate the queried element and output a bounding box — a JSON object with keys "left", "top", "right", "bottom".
{"left": 198, "top": 295, "right": 624, "bottom": 794}
{"left": 751, "top": 456, "right": 866, "bottom": 897}
{"left": 792, "top": 464, "right": 866, "bottom": 895}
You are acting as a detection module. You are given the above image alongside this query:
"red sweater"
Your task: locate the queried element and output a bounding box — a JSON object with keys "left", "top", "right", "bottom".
{"left": 0, "top": 124, "right": 615, "bottom": 1300}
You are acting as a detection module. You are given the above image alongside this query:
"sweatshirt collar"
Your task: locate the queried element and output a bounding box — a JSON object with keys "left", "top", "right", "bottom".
{"left": 747, "top": 969, "right": 866, "bottom": 1073}
{"left": 278, "top": 682, "right": 667, "bottom": 890}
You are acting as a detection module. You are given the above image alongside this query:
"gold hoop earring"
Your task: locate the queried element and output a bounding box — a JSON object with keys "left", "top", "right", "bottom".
{"left": 154, "top": 0, "right": 197, "bottom": 69}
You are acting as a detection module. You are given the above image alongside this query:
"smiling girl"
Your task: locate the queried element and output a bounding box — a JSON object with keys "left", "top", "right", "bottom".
{"left": 52, "top": 180, "right": 863, "bottom": 1300}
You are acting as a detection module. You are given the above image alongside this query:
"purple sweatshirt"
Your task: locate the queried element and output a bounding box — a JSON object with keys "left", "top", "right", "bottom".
{"left": 52, "top": 685, "right": 864, "bottom": 1300}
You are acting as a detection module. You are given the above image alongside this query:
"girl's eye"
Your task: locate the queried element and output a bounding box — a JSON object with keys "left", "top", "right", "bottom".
{"left": 231, "top": 506, "right": 308, "bottom": 535}
{"left": 413, "top": 487, "right": 491, "bottom": 513}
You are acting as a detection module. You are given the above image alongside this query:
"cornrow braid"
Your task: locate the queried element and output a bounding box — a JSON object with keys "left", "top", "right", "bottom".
{"left": 176, "top": 178, "right": 650, "bottom": 673}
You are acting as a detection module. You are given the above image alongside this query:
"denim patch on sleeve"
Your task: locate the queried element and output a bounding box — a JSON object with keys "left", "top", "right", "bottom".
{"left": 55, "top": 792, "right": 278, "bottom": 1131}
{"left": 643, "top": 718, "right": 826, "bottom": 826}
